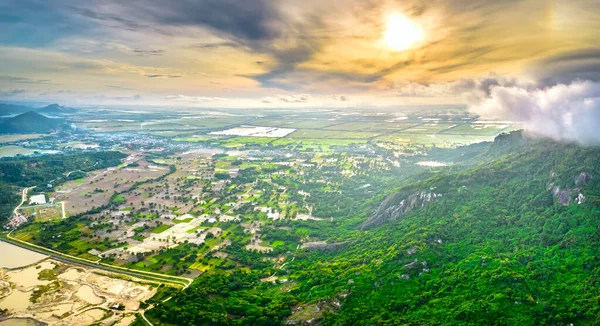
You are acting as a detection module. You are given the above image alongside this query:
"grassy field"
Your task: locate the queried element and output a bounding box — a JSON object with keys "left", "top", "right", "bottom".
{"left": 401, "top": 123, "right": 458, "bottom": 134}
{"left": 252, "top": 119, "right": 338, "bottom": 129}
{"left": 271, "top": 138, "right": 369, "bottom": 151}
{"left": 27, "top": 205, "right": 63, "bottom": 222}
{"left": 151, "top": 224, "right": 173, "bottom": 234}
{"left": 218, "top": 137, "right": 276, "bottom": 147}
{"left": 173, "top": 218, "right": 193, "bottom": 224}
{"left": 0, "top": 134, "right": 46, "bottom": 143}
{"left": 287, "top": 129, "right": 380, "bottom": 139}
{"left": 0, "top": 145, "right": 36, "bottom": 157}
{"left": 83, "top": 116, "right": 248, "bottom": 132}
{"left": 441, "top": 123, "right": 518, "bottom": 135}
{"left": 322, "top": 122, "right": 415, "bottom": 131}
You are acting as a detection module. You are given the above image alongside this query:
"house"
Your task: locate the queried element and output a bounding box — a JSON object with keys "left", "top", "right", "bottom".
{"left": 29, "top": 194, "right": 46, "bottom": 205}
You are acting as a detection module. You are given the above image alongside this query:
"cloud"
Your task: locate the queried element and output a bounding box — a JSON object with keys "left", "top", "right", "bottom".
{"left": 190, "top": 42, "right": 241, "bottom": 50}
{"left": 0, "top": 76, "right": 52, "bottom": 84}
{"left": 0, "top": 89, "right": 27, "bottom": 97}
{"left": 528, "top": 48, "right": 600, "bottom": 86}
{"left": 134, "top": 49, "right": 165, "bottom": 56}
{"left": 124, "top": 0, "right": 283, "bottom": 42}
{"left": 93, "top": 94, "right": 141, "bottom": 101}
{"left": 391, "top": 74, "right": 532, "bottom": 102}
{"left": 70, "top": 6, "right": 147, "bottom": 31}
{"left": 470, "top": 80, "right": 600, "bottom": 145}
{"left": 328, "top": 94, "right": 350, "bottom": 102}
{"left": 261, "top": 94, "right": 311, "bottom": 103}
{"left": 165, "top": 95, "right": 227, "bottom": 102}
{"left": 261, "top": 93, "right": 350, "bottom": 104}
{"left": 145, "top": 74, "right": 182, "bottom": 78}
{"left": 106, "top": 85, "right": 134, "bottom": 90}
{"left": 390, "top": 49, "right": 600, "bottom": 145}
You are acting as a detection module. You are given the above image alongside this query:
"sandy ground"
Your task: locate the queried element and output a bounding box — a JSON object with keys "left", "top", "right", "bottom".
{"left": 57, "top": 159, "right": 168, "bottom": 215}
{"left": 0, "top": 258, "right": 157, "bottom": 326}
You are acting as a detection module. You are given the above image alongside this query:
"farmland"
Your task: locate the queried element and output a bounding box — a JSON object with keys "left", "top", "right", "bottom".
{"left": 3, "top": 106, "right": 523, "bottom": 325}
{"left": 9, "top": 107, "right": 519, "bottom": 276}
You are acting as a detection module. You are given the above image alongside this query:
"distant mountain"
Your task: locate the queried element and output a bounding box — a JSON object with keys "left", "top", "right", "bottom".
{"left": 37, "top": 104, "right": 77, "bottom": 115}
{"left": 0, "top": 103, "right": 33, "bottom": 115}
{"left": 0, "top": 111, "right": 69, "bottom": 134}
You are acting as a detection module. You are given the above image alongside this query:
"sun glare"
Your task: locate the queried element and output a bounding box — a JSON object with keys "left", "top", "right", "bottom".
{"left": 384, "top": 14, "right": 423, "bottom": 51}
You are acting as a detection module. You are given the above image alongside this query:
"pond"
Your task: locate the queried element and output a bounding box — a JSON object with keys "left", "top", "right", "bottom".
{"left": 0, "top": 318, "right": 46, "bottom": 326}
{"left": 0, "top": 242, "right": 47, "bottom": 269}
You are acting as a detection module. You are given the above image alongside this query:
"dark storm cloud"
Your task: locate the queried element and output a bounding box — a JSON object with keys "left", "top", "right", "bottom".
{"left": 1, "top": 0, "right": 283, "bottom": 49}
{"left": 69, "top": 6, "right": 147, "bottom": 31}
{"left": 125, "top": 0, "right": 283, "bottom": 43}
{"left": 529, "top": 48, "right": 600, "bottom": 86}
{"left": 247, "top": 14, "right": 330, "bottom": 89}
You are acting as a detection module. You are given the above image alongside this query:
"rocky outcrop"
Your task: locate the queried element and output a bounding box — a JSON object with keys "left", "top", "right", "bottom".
{"left": 551, "top": 172, "right": 592, "bottom": 206}
{"left": 574, "top": 172, "right": 593, "bottom": 187}
{"left": 301, "top": 241, "right": 347, "bottom": 251}
{"left": 360, "top": 190, "right": 442, "bottom": 230}
{"left": 551, "top": 186, "right": 573, "bottom": 206}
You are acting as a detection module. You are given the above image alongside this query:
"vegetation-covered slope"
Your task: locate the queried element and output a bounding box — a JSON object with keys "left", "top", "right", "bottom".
{"left": 148, "top": 133, "right": 600, "bottom": 325}
{"left": 0, "top": 111, "right": 68, "bottom": 134}
{"left": 0, "top": 182, "right": 19, "bottom": 223}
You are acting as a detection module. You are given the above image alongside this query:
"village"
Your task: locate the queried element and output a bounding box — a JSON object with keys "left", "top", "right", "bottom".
{"left": 11, "top": 141, "right": 399, "bottom": 278}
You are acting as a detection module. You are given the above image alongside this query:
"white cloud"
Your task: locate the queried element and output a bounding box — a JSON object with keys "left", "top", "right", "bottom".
{"left": 391, "top": 74, "right": 533, "bottom": 103}
{"left": 165, "top": 95, "right": 227, "bottom": 102}
{"left": 261, "top": 93, "right": 350, "bottom": 104}
{"left": 471, "top": 80, "right": 600, "bottom": 144}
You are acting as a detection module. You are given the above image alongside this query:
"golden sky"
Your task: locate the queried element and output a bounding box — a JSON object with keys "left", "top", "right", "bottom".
{"left": 0, "top": 0, "right": 598, "bottom": 107}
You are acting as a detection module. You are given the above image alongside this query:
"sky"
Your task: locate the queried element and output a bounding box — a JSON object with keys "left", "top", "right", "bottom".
{"left": 0, "top": 0, "right": 599, "bottom": 109}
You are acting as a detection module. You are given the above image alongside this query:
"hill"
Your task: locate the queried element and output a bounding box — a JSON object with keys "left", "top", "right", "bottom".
{"left": 0, "top": 103, "right": 33, "bottom": 115}
{"left": 37, "top": 103, "right": 77, "bottom": 115}
{"left": 147, "top": 133, "right": 600, "bottom": 325}
{"left": 0, "top": 111, "right": 68, "bottom": 134}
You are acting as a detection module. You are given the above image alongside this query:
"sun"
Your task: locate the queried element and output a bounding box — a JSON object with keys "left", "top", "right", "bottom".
{"left": 384, "top": 14, "right": 423, "bottom": 51}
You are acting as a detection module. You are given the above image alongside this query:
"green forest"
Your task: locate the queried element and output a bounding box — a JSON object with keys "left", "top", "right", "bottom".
{"left": 146, "top": 133, "right": 600, "bottom": 325}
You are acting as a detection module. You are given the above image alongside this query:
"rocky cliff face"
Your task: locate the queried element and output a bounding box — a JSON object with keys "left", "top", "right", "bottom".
{"left": 550, "top": 172, "right": 592, "bottom": 206}
{"left": 360, "top": 189, "right": 442, "bottom": 230}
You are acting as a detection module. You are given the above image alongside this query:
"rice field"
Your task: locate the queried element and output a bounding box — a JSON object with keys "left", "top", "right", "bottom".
{"left": 287, "top": 129, "right": 380, "bottom": 139}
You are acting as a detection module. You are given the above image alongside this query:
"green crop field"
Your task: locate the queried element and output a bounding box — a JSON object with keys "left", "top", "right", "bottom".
{"left": 442, "top": 123, "right": 519, "bottom": 135}
{"left": 401, "top": 123, "right": 458, "bottom": 134}
{"left": 287, "top": 129, "right": 380, "bottom": 139}
{"left": 252, "top": 119, "right": 338, "bottom": 129}
{"left": 151, "top": 224, "right": 173, "bottom": 234}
